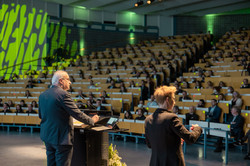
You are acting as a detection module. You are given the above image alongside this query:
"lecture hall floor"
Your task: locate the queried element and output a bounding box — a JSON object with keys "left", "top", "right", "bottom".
{"left": 0, "top": 131, "right": 249, "bottom": 166}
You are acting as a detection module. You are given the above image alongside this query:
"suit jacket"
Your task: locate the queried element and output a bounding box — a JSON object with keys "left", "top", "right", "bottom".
{"left": 185, "top": 113, "right": 199, "bottom": 125}
{"left": 145, "top": 108, "right": 202, "bottom": 166}
{"left": 39, "top": 85, "right": 94, "bottom": 145}
{"left": 141, "top": 86, "right": 149, "bottom": 101}
{"left": 229, "top": 115, "right": 244, "bottom": 139}
{"left": 207, "top": 106, "right": 222, "bottom": 122}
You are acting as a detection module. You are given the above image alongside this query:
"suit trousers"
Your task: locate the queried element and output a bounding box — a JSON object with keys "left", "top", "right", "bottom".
{"left": 45, "top": 142, "right": 73, "bottom": 166}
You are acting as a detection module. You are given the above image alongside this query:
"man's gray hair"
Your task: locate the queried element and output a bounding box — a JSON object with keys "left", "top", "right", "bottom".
{"left": 52, "top": 70, "right": 68, "bottom": 85}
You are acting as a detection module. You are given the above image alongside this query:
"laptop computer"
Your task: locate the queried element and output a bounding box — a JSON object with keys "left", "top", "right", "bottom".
{"left": 91, "top": 117, "right": 119, "bottom": 131}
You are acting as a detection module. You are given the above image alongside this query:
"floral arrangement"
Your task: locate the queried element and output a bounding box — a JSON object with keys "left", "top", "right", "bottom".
{"left": 108, "top": 144, "right": 127, "bottom": 166}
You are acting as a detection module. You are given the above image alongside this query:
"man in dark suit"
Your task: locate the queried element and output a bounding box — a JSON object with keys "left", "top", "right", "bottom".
{"left": 214, "top": 106, "right": 244, "bottom": 152}
{"left": 179, "top": 91, "right": 191, "bottom": 101}
{"left": 185, "top": 106, "right": 199, "bottom": 125}
{"left": 206, "top": 99, "right": 222, "bottom": 122}
{"left": 39, "top": 71, "right": 99, "bottom": 166}
{"left": 140, "top": 80, "right": 149, "bottom": 101}
{"left": 145, "top": 86, "right": 202, "bottom": 166}
{"left": 96, "top": 99, "right": 107, "bottom": 111}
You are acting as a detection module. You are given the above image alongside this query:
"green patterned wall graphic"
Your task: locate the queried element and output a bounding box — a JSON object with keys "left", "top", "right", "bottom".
{"left": 0, "top": 1, "right": 47, "bottom": 79}
{"left": 48, "top": 23, "right": 80, "bottom": 59}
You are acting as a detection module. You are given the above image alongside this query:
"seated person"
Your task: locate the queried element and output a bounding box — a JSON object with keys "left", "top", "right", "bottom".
{"left": 108, "top": 80, "right": 117, "bottom": 89}
{"left": 8, "top": 100, "right": 14, "bottom": 107}
{"left": 88, "top": 80, "right": 97, "bottom": 89}
{"left": 0, "top": 98, "right": 3, "bottom": 107}
{"left": 214, "top": 106, "right": 244, "bottom": 152}
{"left": 225, "top": 86, "right": 234, "bottom": 96}
{"left": 130, "top": 67, "right": 137, "bottom": 74}
{"left": 206, "top": 99, "right": 222, "bottom": 122}
{"left": 194, "top": 81, "right": 202, "bottom": 89}
{"left": 25, "top": 81, "right": 35, "bottom": 88}
{"left": 182, "top": 81, "right": 189, "bottom": 89}
{"left": 106, "top": 76, "right": 113, "bottom": 83}
{"left": 78, "top": 70, "right": 85, "bottom": 79}
{"left": 24, "top": 90, "right": 32, "bottom": 98}
{"left": 146, "top": 95, "right": 158, "bottom": 107}
{"left": 175, "top": 85, "right": 183, "bottom": 95}
{"left": 179, "top": 91, "right": 191, "bottom": 101}
{"left": 211, "top": 86, "right": 220, "bottom": 95}
{"left": 129, "top": 80, "right": 136, "bottom": 88}
{"left": 206, "top": 81, "right": 213, "bottom": 89}
{"left": 0, "top": 103, "right": 11, "bottom": 114}
{"left": 15, "top": 104, "right": 24, "bottom": 114}
{"left": 197, "top": 99, "right": 205, "bottom": 107}
{"left": 230, "top": 91, "right": 243, "bottom": 109}
{"left": 37, "top": 79, "right": 43, "bottom": 83}
{"left": 0, "top": 77, "right": 6, "bottom": 83}
{"left": 115, "top": 75, "right": 122, "bottom": 83}
{"left": 185, "top": 106, "right": 199, "bottom": 125}
{"left": 76, "top": 100, "right": 85, "bottom": 109}
{"left": 124, "top": 110, "right": 133, "bottom": 119}
{"left": 86, "top": 99, "right": 96, "bottom": 109}
{"left": 240, "top": 78, "right": 250, "bottom": 88}
{"left": 75, "top": 90, "right": 86, "bottom": 99}
{"left": 101, "top": 91, "right": 109, "bottom": 98}
{"left": 32, "top": 100, "right": 38, "bottom": 108}
{"left": 88, "top": 95, "right": 96, "bottom": 104}
{"left": 20, "top": 100, "right": 27, "bottom": 107}
{"left": 137, "top": 100, "right": 144, "bottom": 108}
{"left": 96, "top": 99, "right": 107, "bottom": 111}
{"left": 172, "top": 106, "right": 179, "bottom": 115}
{"left": 120, "top": 86, "right": 127, "bottom": 93}
{"left": 26, "top": 104, "right": 37, "bottom": 114}
{"left": 218, "top": 81, "right": 226, "bottom": 88}
{"left": 135, "top": 108, "right": 146, "bottom": 121}
{"left": 100, "top": 96, "right": 107, "bottom": 104}
{"left": 218, "top": 93, "right": 225, "bottom": 103}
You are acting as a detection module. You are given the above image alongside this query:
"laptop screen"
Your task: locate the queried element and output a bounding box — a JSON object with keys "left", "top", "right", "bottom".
{"left": 107, "top": 117, "right": 119, "bottom": 127}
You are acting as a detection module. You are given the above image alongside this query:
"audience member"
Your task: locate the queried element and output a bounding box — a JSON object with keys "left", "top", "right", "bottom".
{"left": 124, "top": 110, "right": 133, "bottom": 119}
{"left": 31, "top": 100, "right": 38, "bottom": 108}
{"left": 1, "top": 103, "right": 11, "bottom": 114}
{"left": 108, "top": 80, "right": 117, "bottom": 89}
{"left": 137, "top": 100, "right": 144, "bottom": 108}
{"left": 218, "top": 81, "right": 226, "bottom": 88}
{"left": 225, "top": 86, "right": 234, "bottom": 96}
{"left": 206, "top": 81, "right": 213, "bottom": 89}
{"left": 211, "top": 86, "right": 220, "bottom": 95}
{"left": 88, "top": 80, "right": 96, "bottom": 89}
{"left": 172, "top": 106, "right": 180, "bottom": 115}
{"left": 140, "top": 80, "right": 149, "bottom": 101}
{"left": 102, "top": 91, "right": 109, "bottom": 98}
{"left": 135, "top": 108, "right": 146, "bottom": 120}
{"left": 75, "top": 90, "right": 86, "bottom": 99}
{"left": 206, "top": 99, "right": 221, "bottom": 122}
{"left": 24, "top": 90, "right": 32, "bottom": 98}
{"left": 26, "top": 104, "right": 37, "bottom": 114}
{"left": 218, "top": 93, "right": 226, "bottom": 103}
{"left": 100, "top": 96, "right": 107, "bottom": 104}
{"left": 230, "top": 91, "right": 243, "bottom": 109}
{"left": 179, "top": 91, "right": 191, "bottom": 101}
{"left": 129, "top": 80, "right": 136, "bottom": 88}
{"left": 197, "top": 99, "right": 205, "bottom": 107}
{"left": 146, "top": 95, "right": 158, "bottom": 107}
{"left": 115, "top": 75, "right": 122, "bottom": 83}
{"left": 7, "top": 100, "right": 14, "bottom": 107}
{"left": 96, "top": 99, "right": 107, "bottom": 111}
{"left": 26, "top": 81, "right": 35, "bottom": 88}
{"left": 214, "top": 106, "right": 244, "bottom": 152}
{"left": 240, "top": 78, "right": 250, "bottom": 88}
{"left": 86, "top": 100, "right": 96, "bottom": 109}
{"left": 0, "top": 98, "right": 3, "bottom": 107}
{"left": 15, "top": 104, "right": 24, "bottom": 114}
{"left": 194, "top": 81, "right": 202, "bottom": 89}
{"left": 106, "top": 76, "right": 113, "bottom": 83}
{"left": 76, "top": 100, "right": 85, "bottom": 109}
{"left": 185, "top": 106, "right": 199, "bottom": 125}
{"left": 78, "top": 70, "right": 85, "bottom": 79}
{"left": 20, "top": 100, "right": 27, "bottom": 107}
{"left": 175, "top": 85, "right": 183, "bottom": 95}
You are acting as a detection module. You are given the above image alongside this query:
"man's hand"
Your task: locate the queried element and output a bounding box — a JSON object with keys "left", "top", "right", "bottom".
{"left": 92, "top": 115, "right": 99, "bottom": 123}
{"left": 191, "top": 124, "right": 199, "bottom": 130}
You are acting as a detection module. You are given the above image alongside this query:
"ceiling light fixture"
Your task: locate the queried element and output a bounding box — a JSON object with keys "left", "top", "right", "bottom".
{"left": 147, "top": 0, "right": 155, "bottom": 4}
{"left": 135, "top": 0, "right": 144, "bottom": 7}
